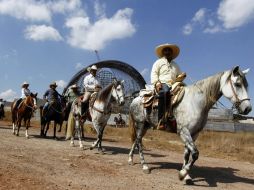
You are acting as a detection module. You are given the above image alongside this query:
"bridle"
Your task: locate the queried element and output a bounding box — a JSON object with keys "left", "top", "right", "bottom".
{"left": 229, "top": 77, "right": 250, "bottom": 110}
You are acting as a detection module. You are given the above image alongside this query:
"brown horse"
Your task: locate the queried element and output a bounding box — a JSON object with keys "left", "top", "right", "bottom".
{"left": 11, "top": 93, "right": 37, "bottom": 138}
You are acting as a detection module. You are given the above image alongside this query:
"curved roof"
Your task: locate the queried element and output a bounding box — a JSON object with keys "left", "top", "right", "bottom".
{"left": 63, "top": 60, "right": 146, "bottom": 95}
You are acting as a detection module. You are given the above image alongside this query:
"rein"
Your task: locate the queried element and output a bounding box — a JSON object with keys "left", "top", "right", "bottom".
{"left": 229, "top": 79, "right": 250, "bottom": 109}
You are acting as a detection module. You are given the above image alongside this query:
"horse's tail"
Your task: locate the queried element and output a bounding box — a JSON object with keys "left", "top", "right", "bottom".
{"left": 129, "top": 111, "right": 136, "bottom": 144}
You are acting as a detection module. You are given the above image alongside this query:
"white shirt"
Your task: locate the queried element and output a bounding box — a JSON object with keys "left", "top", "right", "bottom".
{"left": 83, "top": 74, "right": 101, "bottom": 92}
{"left": 151, "top": 57, "right": 181, "bottom": 86}
{"left": 21, "top": 88, "right": 31, "bottom": 98}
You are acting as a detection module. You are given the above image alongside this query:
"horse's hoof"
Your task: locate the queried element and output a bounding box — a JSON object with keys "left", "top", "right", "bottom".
{"left": 16, "top": 134, "right": 19, "bottom": 136}
{"left": 179, "top": 169, "right": 188, "bottom": 181}
{"left": 70, "top": 143, "right": 75, "bottom": 147}
{"left": 57, "top": 129, "right": 61, "bottom": 132}
{"left": 26, "top": 136, "right": 29, "bottom": 139}
{"left": 89, "top": 147, "right": 94, "bottom": 150}
{"left": 143, "top": 168, "right": 150, "bottom": 174}
{"left": 184, "top": 174, "right": 194, "bottom": 185}
{"left": 128, "top": 160, "right": 134, "bottom": 165}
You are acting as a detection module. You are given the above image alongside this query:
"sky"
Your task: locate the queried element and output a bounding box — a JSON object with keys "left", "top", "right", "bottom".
{"left": 0, "top": 0, "right": 253, "bottom": 115}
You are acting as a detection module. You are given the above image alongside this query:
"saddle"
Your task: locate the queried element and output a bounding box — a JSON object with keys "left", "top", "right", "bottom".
{"left": 141, "top": 82, "right": 185, "bottom": 110}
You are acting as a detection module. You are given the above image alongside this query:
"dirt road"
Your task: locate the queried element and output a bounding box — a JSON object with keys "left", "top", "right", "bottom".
{"left": 0, "top": 123, "right": 253, "bottom": 190}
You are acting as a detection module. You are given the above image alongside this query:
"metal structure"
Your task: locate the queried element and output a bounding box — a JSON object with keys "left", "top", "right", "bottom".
{"left": 63, "top": 60, "right": 146, "bottom": 113}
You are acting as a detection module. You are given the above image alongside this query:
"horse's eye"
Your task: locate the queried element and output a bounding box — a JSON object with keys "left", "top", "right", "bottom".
{"left": 234, "top": 83, "right": 241, "bottom": 88}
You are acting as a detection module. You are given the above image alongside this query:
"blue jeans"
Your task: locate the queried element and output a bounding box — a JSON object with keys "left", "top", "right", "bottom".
{"left": 157, "top": 83, "right": 171, "bottom": 122}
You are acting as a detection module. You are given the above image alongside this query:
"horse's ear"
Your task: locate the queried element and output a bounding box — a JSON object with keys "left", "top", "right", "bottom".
{"left": 232, "top": 66, "right": 240, "bottom": 76}
{"left": 35, "top": 93, "right": 38, "bottom": 97}
{"left": 242, "top": 68, "right": 250, "bottom": 75}
{"left": 121, "top": 80, "right": 124, "bottom": 84}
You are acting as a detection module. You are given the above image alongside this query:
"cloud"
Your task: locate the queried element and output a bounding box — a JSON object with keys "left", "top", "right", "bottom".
{"left": 94, "top": 0, "right": 106, "bottom": 19}
{"left": 0, "top": 0, "right": 51, "bottom": 22}
{"left": 183, "top": 0, "right": 254, "bottom": 35}
{"left": 0, "top": 89, "right": 17, "bottom": 101}
{"left": 65, "top": 8, "right": 136, "bottom": 51}
{"left": 56, "top": 80, "right": 67, "bottom": 89}
{"left": 24, "top": 25, "right": 63, "bottom": 41}
{"left": 49, "top": 0, "right": 82, "bottom": 14}
{"left": 217, "top": 0, "right": 254, "bottom": 29}
{"left": 140, "top": 68, "right": 149, "bottom": 77}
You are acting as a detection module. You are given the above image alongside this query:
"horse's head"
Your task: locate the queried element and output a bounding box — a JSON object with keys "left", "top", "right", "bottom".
{"left": 26, "top": 92, "right": 38, "bottom": 110}
{"left": 111, "top": 79, "right": 125, "bottom": 106}
{"left": 221, "top": 66, "right": 252, "bottom": 115}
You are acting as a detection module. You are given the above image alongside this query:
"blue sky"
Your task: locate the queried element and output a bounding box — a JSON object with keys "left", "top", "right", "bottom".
{"left": 0, "top": 0, "right": 253, "bottom": 115}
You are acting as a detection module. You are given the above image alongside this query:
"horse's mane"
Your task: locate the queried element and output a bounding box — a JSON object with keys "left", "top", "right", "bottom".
{"left": 97, "top": 83, "right": 114, "bottom": 102}
{"left": 188, "top": 72, "right": 224, "bottom": 111}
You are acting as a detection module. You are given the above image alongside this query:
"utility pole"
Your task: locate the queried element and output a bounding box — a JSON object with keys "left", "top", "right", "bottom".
{"left": 94, "top": 50, "right": 100, "bottom": 61}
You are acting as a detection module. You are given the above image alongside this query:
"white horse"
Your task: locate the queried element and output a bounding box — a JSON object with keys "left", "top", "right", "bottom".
{"left": 72, "top": 79, "right": 125, "bottom": 151}
{"left": 70, "top": 101, "right": 84, "bottom": 148}
{"left": 128, "top": 66, "right": 252, "bottom": 184}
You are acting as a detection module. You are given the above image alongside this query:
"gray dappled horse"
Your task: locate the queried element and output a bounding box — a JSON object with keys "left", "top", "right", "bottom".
{"left": 71, "top": 79, "right": 125, "bottom": 150}
{"left": 128, "top": 66, "right": 252, "bottom": 184}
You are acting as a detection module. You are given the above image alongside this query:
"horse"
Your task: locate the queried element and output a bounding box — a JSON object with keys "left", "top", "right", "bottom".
{"left": 72, "top": 79, "right": 125, "bottom": 151}
{"left": 69, "top": 100, "right": 84, "bottom": 148}
{"left": 11, "top": 93, "right": 38, "bottom": 138}
{"left": 40, "top": 97, "right": 66, "bottom": 139}
{"left": 128, "top": 66, "right": 252, "bottom": 184}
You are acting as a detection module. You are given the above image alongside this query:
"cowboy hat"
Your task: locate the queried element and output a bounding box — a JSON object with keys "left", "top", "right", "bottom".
{"left": 155, "top": 43, "right": 180, "bottom": 59}
{"left": 87, "top": 65, "right": 98, "bottom": 72}
{"left": 50, "top": 81, "right": 57, "bottom": 87}
{"left": 21, "top": 81, "right": 29, "bottom": 87}
{"left": 70, "top": 84, "right": 79, "bottom": 89}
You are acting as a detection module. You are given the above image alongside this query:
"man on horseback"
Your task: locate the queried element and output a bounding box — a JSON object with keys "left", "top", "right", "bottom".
{"left": 151, "top": 43, "right": 186, "bottom": 130}
{"left": 42, "top": 81, "right": 63, "bottom": 115}
{"left": 13, "top": 82, "right": 31, "bottom": 110}
{"left": 64, "top": 84, "right": 81, "bottom": 117}
{"left": 81, "top": 65, "right": 101, "bottom": 112}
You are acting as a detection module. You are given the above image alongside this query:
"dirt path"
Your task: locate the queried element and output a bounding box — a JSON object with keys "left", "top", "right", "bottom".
{"left": 0, "top": 124, "right": 253, "bottom": 190}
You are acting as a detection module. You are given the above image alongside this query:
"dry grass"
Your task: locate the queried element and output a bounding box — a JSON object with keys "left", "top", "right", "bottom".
{"left": 2, "top": 110, "right": 254, "bottom": 164}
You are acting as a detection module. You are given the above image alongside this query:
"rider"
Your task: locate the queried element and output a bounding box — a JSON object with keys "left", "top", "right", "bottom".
{"left": 64, "top": 84, "right": 81, "bottom": 115}
{"left": 151, "top": 43, "right": 186, "bottom": 130}
{"left": 82, "top": 65, "right": 101, "bottom": 112}
{"left": 0, "top": 98, "right": 5, "bottom": 117}
{"left": 14, "top": 81, "right": 31, "bottom": 110}
{"left": 43, "top": 81, "right": 63, "bottom": 115}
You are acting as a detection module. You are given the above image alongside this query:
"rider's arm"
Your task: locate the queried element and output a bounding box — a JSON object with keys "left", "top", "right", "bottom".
{"left": 43, "top": 90, "right": 49, "bottom": 101}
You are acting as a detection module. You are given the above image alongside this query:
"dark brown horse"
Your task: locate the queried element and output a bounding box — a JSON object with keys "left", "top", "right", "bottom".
{"left": 40, "top": 97, "right": 66, "bottom": 139}
{"left": 11, "top": 93, "right": 37, "bottom": 138}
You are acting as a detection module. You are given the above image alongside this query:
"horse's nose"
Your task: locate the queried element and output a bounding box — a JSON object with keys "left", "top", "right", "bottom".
{"left": 242, "top": 106, "right": 252, "bottom": 115}
{"left": 120, "top": 101, "right": 125, "bottom": 106}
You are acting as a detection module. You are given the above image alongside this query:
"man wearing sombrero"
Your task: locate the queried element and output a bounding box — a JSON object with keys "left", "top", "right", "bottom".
{"left": 14, "top": 81, "right": 31, "bottom": 110}
{"left": 151, "top": 43, "right": 186, "bottom": 130}
{"left": 64, "top": 84, "right": 81, "bottom": 115}
{"left": 82, "top": 65, "right": 101, "bottom": 111}
{"left": 42, "top": 81, "right": 62, "bottom": 114}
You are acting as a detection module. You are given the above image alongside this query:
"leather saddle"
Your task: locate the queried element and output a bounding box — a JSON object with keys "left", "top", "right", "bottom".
{"left": 141, "top": 82, "right": 185, "bottom": 110}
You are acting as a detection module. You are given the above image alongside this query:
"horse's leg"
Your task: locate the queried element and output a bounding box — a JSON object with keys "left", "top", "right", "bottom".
{"left": 136, "top": 124, "right": 150, "bottom": 174}
{"left": 16, "top": 118, "right": 21, "bottom": 136}
{"left": 97, "top": 125, "right": 106, "bottom": 151}
{"left": 179, "top": 127, "right": 199, "bottom": 184}
{"left": 53, "top": 122, "right": 57, "bottom": 139}
{"left": 43, "top": 122, "right": 50, "bottom": 137}
{"left": 24, "top": 119, "right": 29, "bottom": 138}
{"left": 77, "top": 120, "right": 83, "bottom": 148}
{"left": 90, "top": 123, "right": 100, "bottom": 150}
{"left": 70, "top": 118, "right": 78, "bottom": 147}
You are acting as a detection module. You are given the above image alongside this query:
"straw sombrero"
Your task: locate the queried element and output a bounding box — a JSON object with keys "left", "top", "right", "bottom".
{"left": 155, "top": 43, "right": 180, "bottom": 59}
{"left": 21, "top": 81, "right": 29, "bottom": 87}
{"left": 87, "top": 65, "right": 98, "bottom": 72}
{"left": 70, "top": 84, "right": 79, "bottom": 89}
{"left": 50, "top": 81, "right": 57, "bottom": 87}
